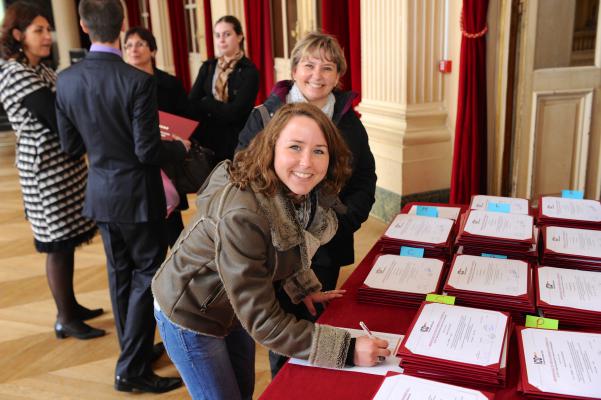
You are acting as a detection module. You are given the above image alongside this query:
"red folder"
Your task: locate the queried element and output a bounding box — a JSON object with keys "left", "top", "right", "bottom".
{"left": 516, "top": 326, "right": 601, "bottom": 399}
{"left": 158, "top": 111, "right": 199, "bottom": 141}
{"left": 535, "top": 266, "right": 601, "bottom": 329}
{"left": 443, "top": 254, "right": 535, "bottom": 314}
{"left": 396, "top": 302, "right": 511, "bottom": 389}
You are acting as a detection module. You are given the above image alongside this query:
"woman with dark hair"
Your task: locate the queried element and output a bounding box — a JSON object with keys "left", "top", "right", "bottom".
{"left": 0, "top": 1, "right": 103, "bottom": 339}
{"left": 124, "top": 26, "right": 190, "bottom": 247}
{"left": 188, "top": 15, "right": 259, "bottom": 163}
{"left": 152, "top": 103, "right": 390, "bottom": 400}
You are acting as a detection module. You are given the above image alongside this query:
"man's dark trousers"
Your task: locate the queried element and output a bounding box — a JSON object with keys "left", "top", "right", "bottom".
{"left": 98, "top": 220, "right": 166, "bottom": 377}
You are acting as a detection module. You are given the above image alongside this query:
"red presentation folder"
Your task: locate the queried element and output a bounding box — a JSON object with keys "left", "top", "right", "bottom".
{"left": 535, "top": 266, "right": 601, "bottom": 330}
{"left": 396, "top": 302, "right": 511, "bottom": 389}
{"left": 371, "top": 371, "right": 496, "bottom": 400}
{"left": 357, "top": 254, "right": 446, "bottom": 308}
{"left": 455, "top": 210, "right": 537, "bottom": 262}
{"left": 443, "top": 254, "right": 535, "bottom": 314}
{"left": 381, "top": 213, "right": 455, "bottom": 260}
{"left": 537, "top": 196, "right": 601, "bottom": 230}
{"left": 540, "top": 226, "right": 601, "bottom": 271}
{"left": 158, "top": 111, "right": 199, "bottom": 141}
{"left": 516, "top": 326, "right": 601, "bottom": 399}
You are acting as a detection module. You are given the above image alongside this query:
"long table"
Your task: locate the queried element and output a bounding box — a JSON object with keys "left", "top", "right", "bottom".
{"left": 260, "top": 241, "right": 523, "bottom": 400}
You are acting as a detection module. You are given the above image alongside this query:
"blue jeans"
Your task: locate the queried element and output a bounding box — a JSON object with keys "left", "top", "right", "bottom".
{"left": 154, "top": 308, "right": 255, "bottom": 400}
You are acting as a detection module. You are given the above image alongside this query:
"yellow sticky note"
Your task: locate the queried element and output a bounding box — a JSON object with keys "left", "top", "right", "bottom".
{"left": 525, "top": 315, "right": 559, "bottom": 330}
{"left": 425, "top": 294, "right": 455, "bottom": 305}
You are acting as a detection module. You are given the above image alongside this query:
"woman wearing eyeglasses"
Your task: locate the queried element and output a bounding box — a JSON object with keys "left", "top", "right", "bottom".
{"left": 124, "top": 26, "right": 189, "bottom": 118}
{"left": 124, "top": 27, "right": 190, "bottom": 247}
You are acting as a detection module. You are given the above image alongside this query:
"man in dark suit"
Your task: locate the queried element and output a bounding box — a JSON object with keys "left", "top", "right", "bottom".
{"left": 56, "top": 0, "right": 184, "bottom": 394}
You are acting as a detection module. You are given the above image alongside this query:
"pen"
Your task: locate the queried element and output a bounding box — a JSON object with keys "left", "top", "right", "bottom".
{"left": 359, "top": 321, "right": 374, "bottom": 338}
{"left": 359, "top": 321, "right": 386, "bottom": 362}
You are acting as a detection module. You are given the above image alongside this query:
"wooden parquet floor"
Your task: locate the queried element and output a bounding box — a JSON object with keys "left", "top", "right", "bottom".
{"left": 0, "top": 132, "right": 387, "bottom": 399}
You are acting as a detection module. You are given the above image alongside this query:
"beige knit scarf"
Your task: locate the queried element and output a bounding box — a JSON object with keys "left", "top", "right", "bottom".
{"left": 214, "top": 51, "right": 243, "bottom": 102}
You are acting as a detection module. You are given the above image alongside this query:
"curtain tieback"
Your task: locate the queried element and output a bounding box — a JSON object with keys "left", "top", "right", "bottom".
{"left": 460, "top": 8, "right": 488, "bottom": 39}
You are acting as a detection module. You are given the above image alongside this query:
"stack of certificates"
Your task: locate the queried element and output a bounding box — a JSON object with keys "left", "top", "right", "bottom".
{"left": 455, "top": 210, "right": 538, "bottom": 262}
{"left": 372, "top": 374, "right": 495, "bottom": 400}
{"left": 470, "top": 195, "right": 532, "bottom": 216}
{"left": 537, "top": 196, "right": 601, "bottom": 229}
{"left": 541, "top": 226, "right": 601, "bottom": 271}
{"left": 357, "top": 254, "right": 445, "bottom": 308}
{"left": 396, "top": 302, "right": 511, "bottom": 388}
{"left": 443, "top": 255, "right": 535, "bottom": 314}
{"left": 380, "top": 214, "right": 455, "bottom": 259}
{"left": 401, "top": 202, "right": 467, "bottom": 222}
{"left": 536, "top": 266, "right": 601, "bottom": 329}
{"left": 517, "top": 327, "right": 601, "bottom": 399}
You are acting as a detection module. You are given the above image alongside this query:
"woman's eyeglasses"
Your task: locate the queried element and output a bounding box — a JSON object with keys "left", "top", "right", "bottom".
{"left": 124, "top": 41, "right": 148, "bottom": 50}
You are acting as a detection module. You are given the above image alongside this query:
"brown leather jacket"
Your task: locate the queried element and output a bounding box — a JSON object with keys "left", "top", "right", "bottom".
{"left": 152, "top": 161, "right": 352, "bottom": 368}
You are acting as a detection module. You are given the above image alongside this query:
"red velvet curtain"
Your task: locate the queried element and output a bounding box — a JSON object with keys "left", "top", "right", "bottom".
{"left": 244, "top": 0, "right": 274, "bottom": 104}
{"left": 167, "top": 1, "right": 191, "bottom": 91}
{"left": 449, "top": 0, "right": 489, "bottom": 204}
{"left": 125, "top": 0, "right": 141, "bottom": 28}
{"left": 203, "top": 0, "right": 214, "bottom": 59}
{"left": 321, "top": 0, "right": 361, "bottom": 106}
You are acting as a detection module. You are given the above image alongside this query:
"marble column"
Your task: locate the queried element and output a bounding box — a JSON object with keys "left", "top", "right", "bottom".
{"left": 50, "top": 0, "right": 81, "bottom": 71}
{"left": 358, "top": 0, "right": 459, "bottom": 221}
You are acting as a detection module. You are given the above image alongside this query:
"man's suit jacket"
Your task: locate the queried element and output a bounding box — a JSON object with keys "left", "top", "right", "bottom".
{"left": 56, "top": 51, "right": 180, "bottom": 223}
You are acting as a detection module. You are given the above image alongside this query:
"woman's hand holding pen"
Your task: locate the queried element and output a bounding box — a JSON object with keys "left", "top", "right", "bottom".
{"left": 354, "top": 336, "right": 391, "bottom": 366}
{"left": 301, "top": 289, "right": 346, "bottom": 316}
{"left": 355, "top": 321, "right": 390, "bottom": 366}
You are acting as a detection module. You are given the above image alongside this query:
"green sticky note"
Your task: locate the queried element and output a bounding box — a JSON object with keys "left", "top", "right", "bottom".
{"left": 425, "top": 294, "right": 455, "bottom": 305}
{"left": 525, "top": 315, "right": 558, "bottom": 330}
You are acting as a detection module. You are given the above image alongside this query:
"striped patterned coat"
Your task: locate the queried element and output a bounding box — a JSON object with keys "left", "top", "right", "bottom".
{"left": 0, "top": 60, "right": 96, "bottom": 252}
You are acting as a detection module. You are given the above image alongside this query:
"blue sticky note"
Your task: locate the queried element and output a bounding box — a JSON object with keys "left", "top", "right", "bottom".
{"left": 561, "top": 190, "right": 584, "bottom": 199}
{"left": 400, "top": 246, "right": 425, "bottom": 258}
{"left": 481, "top": 253, "right": 508, "bottom": 259}
{"left": 416, "top": 206, "right": 439, "bottom": 217}
{"left": 486, "top": 202, "right": 510, "bottom": 213}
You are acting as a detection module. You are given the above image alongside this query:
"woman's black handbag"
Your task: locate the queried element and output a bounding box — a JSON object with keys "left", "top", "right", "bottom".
{"left": 167, "top": 141, "right": 215, "bottom": 194}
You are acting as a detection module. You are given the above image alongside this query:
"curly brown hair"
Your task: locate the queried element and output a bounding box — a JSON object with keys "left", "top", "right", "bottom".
{"left": 230, "top": 103, "right": 352, "bottom": 197}
{"left": 0, "top": 1, "right": 48, "bottom": 61}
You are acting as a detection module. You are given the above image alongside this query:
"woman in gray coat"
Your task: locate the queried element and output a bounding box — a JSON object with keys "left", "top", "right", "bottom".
{"left": 152, "top": 103, "right": 389, "bottom": 400}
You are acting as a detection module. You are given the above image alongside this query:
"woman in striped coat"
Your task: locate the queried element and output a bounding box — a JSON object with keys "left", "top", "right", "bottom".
{"left": 0, "top": 2, "right": 104, "bottom": 339}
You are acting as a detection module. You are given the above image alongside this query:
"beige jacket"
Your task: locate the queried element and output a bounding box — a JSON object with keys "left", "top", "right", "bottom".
{"left": 152, "top": 161, "right": 352, "bottom": 368}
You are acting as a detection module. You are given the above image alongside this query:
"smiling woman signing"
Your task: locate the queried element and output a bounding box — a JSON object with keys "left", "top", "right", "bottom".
{"left": 152, "top": 103, "right": 390, "bottom": 400}
{"left": 236, "top": 31, "right": 377, "bottom": 376}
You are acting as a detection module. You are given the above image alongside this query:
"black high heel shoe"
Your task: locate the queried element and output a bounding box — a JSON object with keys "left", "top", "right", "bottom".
{"left": 54, "top": 320, "right": 106, "bottom": 340}
{"left": 74, "top": 305, "right": 104, "bottom": 321}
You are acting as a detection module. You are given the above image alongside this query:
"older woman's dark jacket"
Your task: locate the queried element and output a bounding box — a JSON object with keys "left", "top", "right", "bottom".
{"left": 155, "top": 67, "right": 189, "bottom": 118}
{"left": 154, "top": 67, "right": 190, "bottom": 211}
{"left": 189, "top": 57, "right": 259, "bottom": 163}
{"left": 237, "top": 80, "right": 377, "bottom": 269}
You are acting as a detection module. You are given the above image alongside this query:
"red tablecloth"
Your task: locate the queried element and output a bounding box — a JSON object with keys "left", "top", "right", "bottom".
{"left": 260, "top": 241, "right": 524, "bottom": 400}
